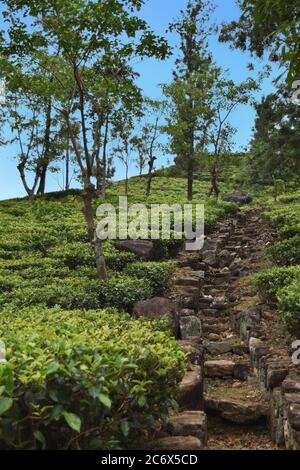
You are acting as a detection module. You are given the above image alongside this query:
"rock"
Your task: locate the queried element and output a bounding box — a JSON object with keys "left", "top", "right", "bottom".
{"left": 205, "top": 399, "right": 269, "bottom": 424}
{"left": 179, "top": 365, "right": 203, "bottom": 410}
{"left": 204, "top": 360, "right": 249, "bottom": 380}
{"left": 204, "top": 360, "right": 235, "bottom": 379}
{"left": 218, "top": 249, "right": 234, "bottom": 268}
{"left": 238, "top": 307, "right": 261, "bottom": 341}
{"left": 288, "top": 404, "right": 300, "bottom": 431}
{"left": 202, "top": 250, "right": 217, "bottom": 267}
{"left": 205, "top": 341, "right": 233, "bottom": 355}
{"left": 207, "top": 333, "right": 221, "bottom": 342}
{"left": 133, "top": 297, "right": 179, "bottom": 337}
{"left": 180, "top": 316, "right": 202, "bottom": 340}
{"left": 154, "top": 436, "right": 204, "bottom": 451}
{"left": 222, "top": 191, "right": 253, "bottom": 205}
{"left": 178, "top": 338, "right": 204, "bottom": 365}
{"left": 115, "top": 240, "right": 154, "bottom": 260}
{"left": 166, "top": 411, "right": 207, "bottom": 445}
{"left": 267, "top": 366, "right": 289, "bottom": 390}
{"left": 180, "top": 308, "right": 195, "bottom": 317}
{"left": 229, "top": 257, "right": 243, "bottom": 275}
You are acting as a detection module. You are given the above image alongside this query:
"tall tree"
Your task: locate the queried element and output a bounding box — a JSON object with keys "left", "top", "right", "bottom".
{"left": 220, "top": 0, "right": 300, "bottom": 82}
{"left": 206, "top": 74, "right": 257, "bottom": 198}
{"left": 163, "top": 0, "right": 217, "bottom": 200}
{"left": 2, "top": 0, "right": 169, "bottom": 279}
{"left": 248, "top": 85, "right": 300, "bottom": 184}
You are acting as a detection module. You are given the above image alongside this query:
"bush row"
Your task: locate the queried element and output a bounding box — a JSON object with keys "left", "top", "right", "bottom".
{"left": 0, "top": 307, "right": 186, "bottom": 449}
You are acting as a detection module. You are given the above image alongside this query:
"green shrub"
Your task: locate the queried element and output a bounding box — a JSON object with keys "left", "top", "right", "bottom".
{"left": 254, "top": 266, "right": 300, "bottom": 302}
{"left": 0, "top": 307, "right": 186, "bottom": 450}
{"left": 267, "top": 235, "right": 300, "bottom": 266}
{"left": 0, "top": 277, "right": 153, "bottom": 312}
{"left": 277, "top": 281, "right": 300, "bottom": 334}
{"left": 125, "top": 261, "right": 176, "bottom": 295}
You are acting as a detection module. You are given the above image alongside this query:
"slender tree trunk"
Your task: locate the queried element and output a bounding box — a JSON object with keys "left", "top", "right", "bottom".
{"left": 65, "top": 146, "right": 70, "bottom": 191}
{"left": 145, "top": 159, "right": 154, "bottom": 197}
{"left": 125, "top": 163, "right": 129, "bottom": 196}
{"left": 37, "top": 164, "right": 48, "bottom": 195}
{"left": 37, "top": 100, "right": 52, "bottom": 195}
{"left": 101, "top": 116, "right": 109, "bottom": 198}
{"left": 82, "top": 184, "right": 107, "bottom": 279}
{"left": 187, "top": 167, "right": 193, "bottom": 201}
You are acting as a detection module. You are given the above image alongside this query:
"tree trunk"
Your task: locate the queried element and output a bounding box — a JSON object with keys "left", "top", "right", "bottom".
{"left": 145, "top": 156, "right": 156, "bottom": 197}
{"left": 187, "top": 165, "right": 193, "bottom": 201}
{"left": 65, "top": 146, "right": 70, "bottom": 191}
{"left": 101, "top": 116, "right": 109, "bottom": 198}
{"left": 37, "top": 100, "right": 52, "bottom": 195}
{"left": 82, "top": 185, "right": 107, "bottom": 279}
{"left": 37, "top": 163, "right": 48, "bottom": 195}
{"left": 125, "top": 164, "right": 129, "bottom": 196}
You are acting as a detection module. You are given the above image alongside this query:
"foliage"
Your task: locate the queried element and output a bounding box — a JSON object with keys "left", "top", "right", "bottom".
{"left": 254, "top": 266, "right": 300, "bottom": 302}
{"left": 0, "top": 307, "right": 186, "bottom": 449}
{"left": 277, "top": 282, "right": 300, "bottom": 334}
{"left": 125, "top": 261, "right": 176, "bottom": 295}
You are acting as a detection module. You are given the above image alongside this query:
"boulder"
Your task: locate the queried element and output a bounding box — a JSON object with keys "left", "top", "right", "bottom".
{"left": 115, "top": 240, "right": 154, "bottom": 260}
{"left": 133, "top": 297, "right": 179, "bottom": 337}
{"left": 180, "top": 316, "right": 202, "bottom": 340}
{"left": 222, "top": 191, "right": 253, "bottom": 205}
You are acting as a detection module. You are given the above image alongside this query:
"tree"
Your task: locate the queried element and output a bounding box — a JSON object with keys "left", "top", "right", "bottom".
{"left": 247, "top": 85, "right": 300, "bottom": 184}
{"left": 163, "top": 0, "right": 217, "bottom": 200}
{"left": 113, "top": 123, "right": 133, "bottom": 196}
{"left": 206, "top": 74, "right": 257, "bottom": 198}
{"left": 220, "top": 0, "right": 300, "bottom": 82}
{"left": 2, "top": 0, "right": 169, "bottom": 279}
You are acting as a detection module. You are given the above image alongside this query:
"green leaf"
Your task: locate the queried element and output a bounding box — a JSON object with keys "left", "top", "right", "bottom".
{"left": 62, "top": 411, "right": 81, "bottom": 433}
{"left": 34, "top": 430, "right": 46, "bottom": 449}
{"left": 121, "top": 420, "right": 130, "bottom": 437}
{"left": 0, "top": 397, "right": 13, "bottom": 416}
{"left": 137, "top": 395, "right": 146, "bottom": 407}
{"left": 98, "top": 393, "right": 112, "bottom": 409}
{"left": 46, "top": 361, "right": 60, "bottom": 375}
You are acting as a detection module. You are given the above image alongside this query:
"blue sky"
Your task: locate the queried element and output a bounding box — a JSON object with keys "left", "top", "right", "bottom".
{"left": 0, "top": 0, "right": 279, "bottom": 200}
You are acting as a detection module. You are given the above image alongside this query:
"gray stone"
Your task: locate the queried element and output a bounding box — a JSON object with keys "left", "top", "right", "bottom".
{"left": 205, "top": 341, "right": 233, "bottom": 355}
{"left": 166, "top": 411, "right": 207, "bottom": 445}
{"left": 222, "top": 191, "right": 253, "bottom": 205}
{"left": 133, "top": 297, "right": 179, "bottom": 337}
{"left": 180, "top": 316, "right": 202, "bottom": 339}
{"left": 202, "top": 250, "right": 217, "bottom": 267}
{"left": 178, "top": 338, "right": 204, "bottom": 366}
{"left": 154, "top": 436, "right": 204, "bottom": 450}
{"left": 218, "top": 249, "right": 234, "bottom": 268}
{"left": 205, "top": 399, "right": 269, "bottom": 424}
{"left": 115, "top": 240, "right": 154, "bottom": 260}
{"left": 179, "top": 365, "right": 203, "bottom": 410}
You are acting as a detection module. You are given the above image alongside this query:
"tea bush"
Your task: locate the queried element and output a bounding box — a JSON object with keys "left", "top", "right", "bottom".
{"left": 267, "top": 235, "right": 300, "bottom": 266}
{"left": 277, "top": 282, "right": 300, "bottom": 334}
{"left": 254, "top": 266, "right": 300, "bottom": 302}
{"left": 125, "top": 261, "right": 176, "bottom": 295}
{"left": 0, "top": 307, "right": 186, "bottom": 449}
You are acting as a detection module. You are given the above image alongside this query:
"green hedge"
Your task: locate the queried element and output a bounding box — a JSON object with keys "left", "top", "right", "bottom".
{"left": 267, "top": 235, "right": 300, "bottom": 266}
{"left": 125, "top": 261, "right": 176, "bottom": 295}
{"left": 0, "top": 307, "right": 186, "bottom": 450}
{"left": 254, "top": 266, "right": 300, "bottom": 302}
{"left": 277, "top": 282, "right": 300, "bottom": 334}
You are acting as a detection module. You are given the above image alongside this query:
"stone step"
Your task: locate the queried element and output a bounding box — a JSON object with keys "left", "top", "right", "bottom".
{"left": 180, "top": 315, "right": 202, "bottom": 340}
{"left": 204, "top": 359, "right": 249, "bottom": 380}
{"left": 166, "top": 411, "right": 207, "bottom": 447}
{"left": 175, "top": 276, "right": 201, "bottom": 287}
{"left": 204, "top": 340, "right": 249, "bottom": 356}
{"left": 204, "top": 398, "right": 269, "bottom": 424}
{"left": 154, "top": 435, "right": 204, "bottom": 450}
{"left": 179, "top": 365, "right": 203, "bottom": 411}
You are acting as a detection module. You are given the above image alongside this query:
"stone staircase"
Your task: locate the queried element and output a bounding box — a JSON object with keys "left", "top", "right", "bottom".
{"left": 152, "top": 209, "right": 300, "bottom": 450}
